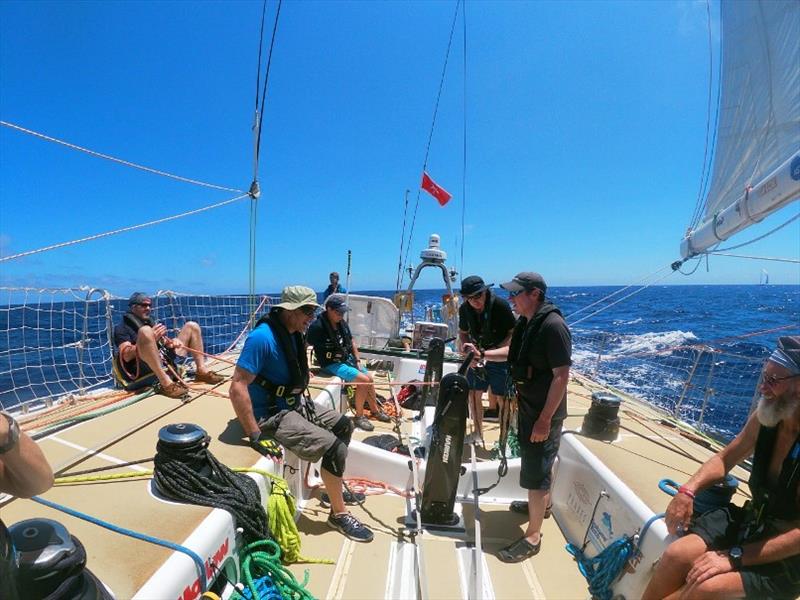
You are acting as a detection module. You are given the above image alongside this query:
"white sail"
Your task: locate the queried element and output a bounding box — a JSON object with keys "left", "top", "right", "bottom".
{"left": 681, "top": 0, "right": 800, "bottom": 259}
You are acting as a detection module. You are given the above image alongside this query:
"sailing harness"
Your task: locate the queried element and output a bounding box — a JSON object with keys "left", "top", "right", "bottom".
{"left": 508, "top": 302, "right": 562, "bottom": 386}
{"left": 318, "top": 312, "right": 354, "bottom": 366}
{"left": 251, "top": 312, "right": 310, "bottom": 416}
{"left": 463, "top": 291, "right": 497, "bottom": 351}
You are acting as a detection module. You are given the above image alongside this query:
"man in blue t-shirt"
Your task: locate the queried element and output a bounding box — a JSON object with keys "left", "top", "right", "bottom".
{"left": 229, "top": 285, "right": 373, "bottom": 543}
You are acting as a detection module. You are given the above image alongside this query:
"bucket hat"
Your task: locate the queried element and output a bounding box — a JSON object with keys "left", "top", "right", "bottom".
{"left": 274, "top": 286, "right": 320, "bottom": 310}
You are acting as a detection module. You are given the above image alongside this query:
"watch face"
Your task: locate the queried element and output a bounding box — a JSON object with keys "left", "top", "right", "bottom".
{"left": 730, "top": 546, "right": 743, "bottom": 559}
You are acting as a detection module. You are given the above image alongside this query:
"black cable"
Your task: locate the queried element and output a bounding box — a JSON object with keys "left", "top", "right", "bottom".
{"left": 153, "top": 437, "right": 269, "bottom": 544}
{"left": 255, "top": 0, "right": 283, "bottom": 168}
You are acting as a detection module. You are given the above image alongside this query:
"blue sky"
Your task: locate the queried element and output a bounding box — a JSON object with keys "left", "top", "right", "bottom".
{"left": 1, "top": 0, "right": 798, "bottom": 296}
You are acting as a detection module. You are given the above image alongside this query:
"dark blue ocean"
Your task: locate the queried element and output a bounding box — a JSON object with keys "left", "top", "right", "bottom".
{"left": 1, "top": 285, "right": 797, "bottom": 441}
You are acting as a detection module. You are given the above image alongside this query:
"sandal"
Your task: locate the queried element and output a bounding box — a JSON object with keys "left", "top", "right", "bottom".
{"left": 497, "top": 536, "right": 542, "bottom": 563}
{"left": 509, "top": 501, "right": 552, "bottom": 519}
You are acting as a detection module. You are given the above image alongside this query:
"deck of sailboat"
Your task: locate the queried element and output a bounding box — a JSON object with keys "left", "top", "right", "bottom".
{"left": 2, "top": 356, "right": 751, "bottom": 599}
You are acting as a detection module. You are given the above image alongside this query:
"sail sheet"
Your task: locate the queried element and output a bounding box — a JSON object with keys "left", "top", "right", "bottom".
{"left": 703, "top": 0, "right": 799, "bottom": 222}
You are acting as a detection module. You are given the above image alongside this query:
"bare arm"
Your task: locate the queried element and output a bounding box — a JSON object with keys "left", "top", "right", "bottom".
{"left": 229, "top": 366, "right": 260, "bottom": 439}
{"left": 665, "top": 413, "right": 760, "bottom": 535}
{"left": 457, "top": 330, "right": 470, "bottom": 353}
{"left": 351, "top": 338, "right": 360, "bottom": 364}
{"left": 483, "top": 329, "right": 513, "bottom": 362}
{"left": 0, "top": 417, "right": 54, "bottom": 498}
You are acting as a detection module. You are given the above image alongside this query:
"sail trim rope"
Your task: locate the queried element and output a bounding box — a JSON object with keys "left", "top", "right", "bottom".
{"left": 706, "top": 252, "right": 800, "bottom": 264}
{"left": 0, "top": 120, "right": 243, "bottom": 193}
{"left": 0, "top": 193, "right": 249, "bottom": 262}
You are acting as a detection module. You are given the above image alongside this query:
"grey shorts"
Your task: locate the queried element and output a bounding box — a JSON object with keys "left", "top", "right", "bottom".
{"left": 260, "top": 401, "right": 346, "bottom": 463}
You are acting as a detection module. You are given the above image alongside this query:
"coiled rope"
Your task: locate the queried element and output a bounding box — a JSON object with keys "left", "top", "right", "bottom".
{"left": 153, "top": 434, "right": 269, "bottom": 544}
{"left": 235, "top": 539, "right": 315, "bottom": 600}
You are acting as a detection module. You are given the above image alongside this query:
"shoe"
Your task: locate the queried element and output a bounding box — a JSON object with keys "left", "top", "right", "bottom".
{"left": 160, "top": 382, "right": 189, "bottom": 400}
{"left": 373, "top": 410, "right": 391, "bottom": 423}
{"left": 353, "top": 415, "right": 374, "bottom": 431}
{"left": 497, "top": 535, "right": 541, "bottom": 563}
{"left": 509, "top": 501, "right": 551, "bottom": 519}
{"left": 320, "top": 489, "right": 366, "bottom": 507}
{"left": 195, "top": 370, "right": 224, "bottom": 384}
{"left": 327, "top": 512, "right": 374, "bottom": 543}
{"left": 484, "top": 408, "right": 499, "bottom": 420}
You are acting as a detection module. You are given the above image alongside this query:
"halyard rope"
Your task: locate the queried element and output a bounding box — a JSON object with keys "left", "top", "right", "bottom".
{"left": 0, "top": 121, "right": 243, "bottom": 192}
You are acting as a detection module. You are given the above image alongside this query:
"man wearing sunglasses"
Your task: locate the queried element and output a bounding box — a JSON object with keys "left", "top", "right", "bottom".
{"left": 480, "top": 272, "right": 571, "bottom": 563}
{"left": 644, "top": 336, "right": 800, "bottom": 600}
{"left": 229, "top": 286, "right": 374, "bottom": 543}
{"left": 113, "top": 292, "right": 224, "bottom": 398}
{"left": 307, "top": 296, "right": 391, "bottom": 431}
{"left": 458, "top": 275, "right": 516, "bottom": 436}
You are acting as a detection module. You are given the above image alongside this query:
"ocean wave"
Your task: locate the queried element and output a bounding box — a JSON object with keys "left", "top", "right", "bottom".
{"left": 612, "top": 330, "right": 698, "bottom": 355}
{"left": 613, "top": 317, "right": 643, "bottom": 326}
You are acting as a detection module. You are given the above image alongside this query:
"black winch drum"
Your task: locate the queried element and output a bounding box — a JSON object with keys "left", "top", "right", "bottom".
{"left": 158, "top": 422, "right": 208, "bottom": 447}
{"left": 155, "top": 423, "right": 213, "bottom": 492}
{"left": 581, "top": 392, "right": 622, "bottom": 441}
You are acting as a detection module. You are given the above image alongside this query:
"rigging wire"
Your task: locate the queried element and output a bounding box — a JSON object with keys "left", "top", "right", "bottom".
{"left": 400, "top": 0, "right": 462, "bottom": 289}
{"left": 706, "top": 252, "right": 800, "bottom": 264}
{"left": 395, "top": 189, "right": 411, "bottom": 293}
{"left": 0, "top": 194, "right": 249, "bottom": 263}
{"left": 565, "top": 264, "right": 672, "bottom": 321}
{"left": 688, "top": 0, "right": 719, "bottom": 232}
{"left": 459, "top": 2, "right": 467, "bottom": 278}
{"left": 0, "top": 121, "right": 243, "bottom": 193}
{"left": 568, "top": 268, "right": 677, "bottom": 328}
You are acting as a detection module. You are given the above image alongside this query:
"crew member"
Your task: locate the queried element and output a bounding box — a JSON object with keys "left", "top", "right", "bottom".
{"left": 322, "top": 272, "right": 347, "bottom": 300}
{"left": 113, "top": 292, "right": 223, "bottom": 398}
{"left": 458, "top": 275, "right": 516, "bottom": 436}
{"left": 307, "top": 296, "right": 391, "bottom": 431}
{"left": 643, "top": 336, "right": 800, "bottom": 600}
{"left": 228, "top": 285, "right": 373, "bottom": 543}
{"left": 483, "top": 272, "right": 571, "bottom": 563}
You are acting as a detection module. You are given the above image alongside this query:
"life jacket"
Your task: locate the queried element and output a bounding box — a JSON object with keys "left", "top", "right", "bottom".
{"left": 463, "top": 292, "right": 498, "bottom": 349}
{"left": 317, "top": 312, "right": 353, "bottom": 367}
{"left": 748, "top": 425, "right": 800, "bottom": 522}
{"left": 251, "top": 311, "right": 309, "bottom": 414}
{"left": 508, "top": 302, "right": 562, "bottom": 384}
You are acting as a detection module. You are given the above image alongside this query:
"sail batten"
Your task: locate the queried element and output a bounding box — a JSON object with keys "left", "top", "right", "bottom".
{"left": 681, "top": 0, "right": 800, "bottom": 259}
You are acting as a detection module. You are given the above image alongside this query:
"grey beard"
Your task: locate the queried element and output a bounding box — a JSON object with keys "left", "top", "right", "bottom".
{"left": 756, "top": 394, "right": 795, "bottom": 427}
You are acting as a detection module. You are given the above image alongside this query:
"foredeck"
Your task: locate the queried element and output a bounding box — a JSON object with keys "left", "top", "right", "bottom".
{"left": 2, "top": 357, "right": 747, "bottom": 599}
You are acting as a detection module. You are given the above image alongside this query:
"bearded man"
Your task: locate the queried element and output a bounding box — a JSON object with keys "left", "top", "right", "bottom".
{"left": 643, "top": 336, "right": 800, "bottom": 600}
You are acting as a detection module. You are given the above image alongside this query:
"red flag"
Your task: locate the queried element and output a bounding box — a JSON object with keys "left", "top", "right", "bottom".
{"left": 421, "top": 171, "right": 452, "bottom": 206}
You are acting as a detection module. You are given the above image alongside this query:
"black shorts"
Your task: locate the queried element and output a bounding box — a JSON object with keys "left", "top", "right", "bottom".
{"left": 518, "top": 419, "right": 563, "bottom": 490}
{"left": 691, "top": 505, "right": 800, "bottom": 599}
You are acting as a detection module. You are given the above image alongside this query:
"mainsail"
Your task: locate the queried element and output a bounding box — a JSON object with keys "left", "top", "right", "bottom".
{"left": 681, "top": 0, "right": 800, "bottom": 259}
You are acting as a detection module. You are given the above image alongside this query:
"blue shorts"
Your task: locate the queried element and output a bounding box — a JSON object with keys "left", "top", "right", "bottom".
{"left": 323, "top": 362, "right": 368, "bottom": 382}
{"left": 466, "top": 361, "right": 509, "bottom": 395}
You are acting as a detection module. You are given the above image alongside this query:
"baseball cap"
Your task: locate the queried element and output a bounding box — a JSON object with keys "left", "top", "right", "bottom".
{"left": 500, "top": 272, "right": 547, "bottom": 295}
{"left": 326, "top": 295, "right": 350, "bottom": 313}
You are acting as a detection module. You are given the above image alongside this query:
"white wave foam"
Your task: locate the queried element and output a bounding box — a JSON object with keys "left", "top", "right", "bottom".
{"left": 614, "top": 330, "right": 698, "bottom": 355}
{"left": 613, "top": 317, "right": 642, "bottom": 326}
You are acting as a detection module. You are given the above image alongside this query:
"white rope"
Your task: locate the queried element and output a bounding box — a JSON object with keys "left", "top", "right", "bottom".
{"left": 0, "top": 194, "right": 249, "bottom": 263}
{"left": 565, "top": 264, "right": 672, "bottom": 321}
{"left": 568, "top": 268, "right": 676, "bottom": 328}
{"left": 0, "top": 121, "right": 244, "bottom": 193}
{"left": 709, "top": 211, "right": 800, "bottom": 252}
{"left": 707, "top": 252, "right": 800, "bottom": 264}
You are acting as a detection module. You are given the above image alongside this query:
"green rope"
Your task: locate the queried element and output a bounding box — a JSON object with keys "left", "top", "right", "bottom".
{"left": 234, "top": 539, "right": 315, "bottom": 600}
{"left": 491, "top": 428, "right": 520, "bottom": 460}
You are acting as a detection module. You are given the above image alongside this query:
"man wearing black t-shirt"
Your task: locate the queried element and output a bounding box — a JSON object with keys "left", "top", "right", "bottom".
{"left": 458, "top": 275, "right": 516, "bottom": 436}
{"left": 481, "top": 272, "right": 571, "bottom": 563}
{"left": 113, "top": 292, "right": 223, "bottom": 398}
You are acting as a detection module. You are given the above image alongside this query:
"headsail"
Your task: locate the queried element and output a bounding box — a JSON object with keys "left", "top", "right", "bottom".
{"left": 681, "top": 0, "right": 800, "bottom": 259}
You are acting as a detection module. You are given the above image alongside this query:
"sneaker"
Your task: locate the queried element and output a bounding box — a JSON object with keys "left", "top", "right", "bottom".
{"left": 484, "top": 408, "right": 499, "bottom": 420}
{"left": 327, "top": 512, "right": 374, "bottom": 543}
{"left": 353, "top": 415, "right": 374, "bottom": 431}
{"left": 195, "top": 370, "right": 224, "bottom": 384}
{"left": 320, "top": 489, "right": 366, "bottom": 507}
{"left": 373, "top": 410, "right": 391, "bottom": 423}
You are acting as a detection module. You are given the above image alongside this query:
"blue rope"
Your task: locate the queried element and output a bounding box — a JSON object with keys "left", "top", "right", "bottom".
{"left": 566, "top": 512, "right": 665, "bottom": 600}
{"left": 31, "top": 495, "right": 207, "bottom": 591}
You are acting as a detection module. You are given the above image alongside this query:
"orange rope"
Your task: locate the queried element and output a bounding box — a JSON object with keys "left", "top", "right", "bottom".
{"left": 344, "top": 477, "right": 411, "bottom": 498}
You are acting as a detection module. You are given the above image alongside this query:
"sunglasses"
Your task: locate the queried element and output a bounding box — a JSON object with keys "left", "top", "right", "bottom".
{"left": 763, "top": 373, "right": 800, "bottom": 387}
{"left": 135, "top": 302, "right": 152, "bottom": 309}
{"left": 508, "top": 289, "right": 527, "bottom": 298}
{"left": 299, "top": 305, "right": 317, "bottom": 317}
{"left": 466, "top": 292, "right": 483, "bottom": 301}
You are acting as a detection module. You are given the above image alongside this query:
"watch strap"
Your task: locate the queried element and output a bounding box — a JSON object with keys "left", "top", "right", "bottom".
{"left": 0, "top": 412, "right": 20, "bottom": 455}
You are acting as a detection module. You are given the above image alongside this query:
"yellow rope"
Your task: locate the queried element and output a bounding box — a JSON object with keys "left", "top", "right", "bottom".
{"left": 54, "top": 467, "right": 333, "bottom": 565}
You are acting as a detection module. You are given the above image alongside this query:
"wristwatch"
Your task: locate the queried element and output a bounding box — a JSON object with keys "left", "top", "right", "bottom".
{"left": 728, "top": 546, "right": 743, "bottom": 570}
{"left": 0, "top": 412, "right": 20, "bottom": 455}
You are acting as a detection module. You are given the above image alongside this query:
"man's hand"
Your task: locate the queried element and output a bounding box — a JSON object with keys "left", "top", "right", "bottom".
{"left": 166, "top": 337, "right": 184, "bottom": 352}
{"left": 686, "top": 550, "right": 734, "bottom": 587}
{"left": 250, "top": 434, "right": 283, "bottom": 460}
{"left": 462, "top": 343, "right": 481, "bottom": 367}
{"left": 664, "top": 492, "right": 694, "bottom": 536}
{"left": 153, "top": 323, "right": 168, "bottom": 341}
{"left": 530, "top": 415, "right": 551, "bottom": 443}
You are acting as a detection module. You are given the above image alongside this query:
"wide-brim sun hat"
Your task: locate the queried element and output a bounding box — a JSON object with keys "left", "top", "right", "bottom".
{"left": 460, "top": 275, "right": 492, "bottom": 296}
{"left": 274, "top": 285, "right": 320, "bottom": 310}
